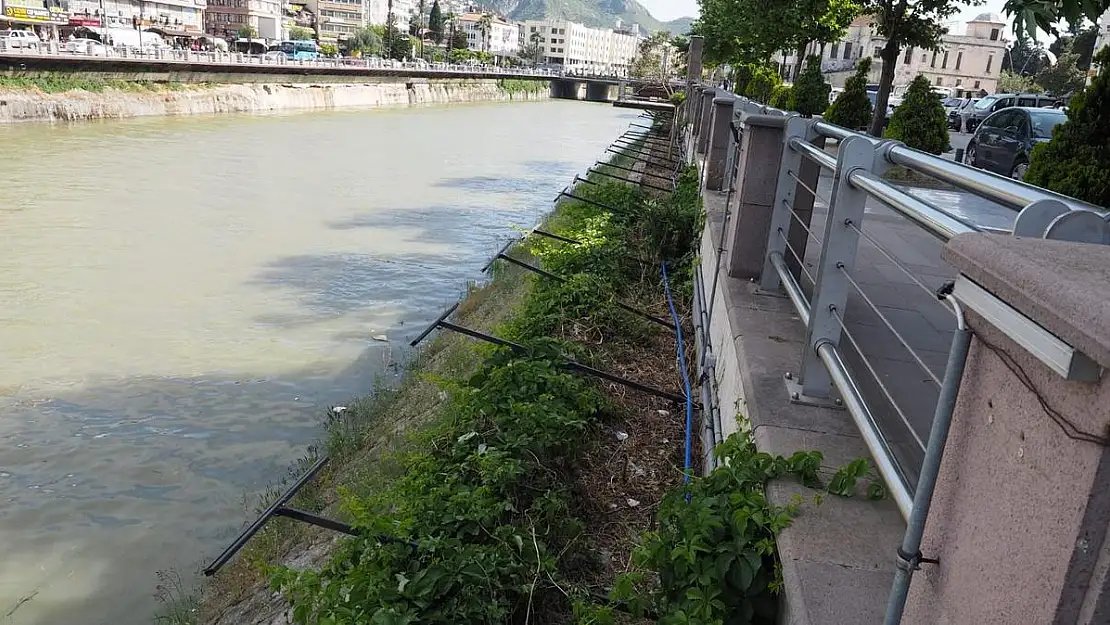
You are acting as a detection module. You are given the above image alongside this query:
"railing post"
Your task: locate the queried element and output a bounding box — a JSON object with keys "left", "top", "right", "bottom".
{"left": 759, "top": 116, "right": 810, "bottom": 292}
{"left": 706, "top": 93, "right": 736, "bottom": 191}
{"left": 796, "top": 135, "right": 875, "bottom": 401}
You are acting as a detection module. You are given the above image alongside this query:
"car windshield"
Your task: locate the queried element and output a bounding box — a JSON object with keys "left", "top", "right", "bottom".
{"left": 942, "top": 98, "right": 961, "bottom": 107}
{"left": 974, "top": 96, "right": 999, "bottom": 110}
{"left": 1028, "top": 110, "right": 1067, "bottom": 138}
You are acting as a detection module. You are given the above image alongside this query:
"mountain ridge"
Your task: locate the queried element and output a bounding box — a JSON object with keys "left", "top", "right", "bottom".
{"left": 479, "top": 0, "right": 695, "bottom": 35}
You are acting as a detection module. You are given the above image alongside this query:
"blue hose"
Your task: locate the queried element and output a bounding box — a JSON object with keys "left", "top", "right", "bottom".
{"left": 661, "top": 262, "right": 694, "bottom": 486}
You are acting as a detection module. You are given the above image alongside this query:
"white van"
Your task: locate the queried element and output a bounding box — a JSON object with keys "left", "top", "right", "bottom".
{"left": 0, "top": 30, "right": 42, "bottom": 52}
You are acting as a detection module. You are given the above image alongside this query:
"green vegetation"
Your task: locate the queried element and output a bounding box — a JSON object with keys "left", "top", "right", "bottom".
{"left": 1025, "top": 47, "right": 1110, "bottom": 207}
{"left": 496, "top": 78, "right": 547, "bottom": 95}
{"left": 348, "top": 26, "right": 383, "bottom": 56}
{"left": 883, "top": 74, "right": 949, "bottom": 155}
{"left": 790, "top": 54, "right": 830, "bottom": 117}
{"left": 0, "top": 75, "right": 187, "bottom": 93}
{"left": 428, "top": 0, "right": 444, "bottom": 44}
{"left": 997, "top": 70, "right": 1042, "bottom": 94}
{"left": 253, "top": 134, "right": 705, "bottom": 624}
{"left": 289, "top": 26, "right": 314, "bottom": 41}
{"left": 744, "top": 64, "right": 781, "bottom": 103}
{"left": 769, "top": 85, "right": 793, "bottom": 109}
{"left": 824, "top": 58, "right": 873, "bottom": 130}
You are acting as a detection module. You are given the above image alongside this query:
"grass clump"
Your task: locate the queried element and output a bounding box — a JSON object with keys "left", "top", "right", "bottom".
{"left": 0, "top": 74, "right": 185, "bottom": 93}
{"left": 497, "top": 78, "right": 549, "bottom": 95}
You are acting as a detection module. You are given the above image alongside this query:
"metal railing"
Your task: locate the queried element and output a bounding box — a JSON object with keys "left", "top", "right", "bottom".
{"left": 698, "top": 88, "right": 1107, "bottom": 624}
{"left": 0, "top": 43, "right": 641, "bottom": 82}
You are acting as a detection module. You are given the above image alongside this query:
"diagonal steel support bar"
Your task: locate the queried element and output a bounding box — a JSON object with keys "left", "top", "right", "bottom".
{"left": 588, "top": 168, "right": 674, "bottom": 192}
{"left": 415, "top": 319, "right": 692, "bottom": 405}
{"left": 605, "top": 148, "right": 679, "bottom": 170}
{"left": 557, "top": 190, "right": 630, "bottom": 214}
{"left": 486, "top": 253, "right": 675, "bottom": 330}
{"left": 595, "top": 161, "right": 675, "bottom": 181}
{"left": 203, "top": 455, "right": 330, "bottom": 576}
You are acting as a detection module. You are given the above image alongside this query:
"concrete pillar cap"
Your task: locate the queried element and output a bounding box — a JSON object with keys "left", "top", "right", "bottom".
{"left": 714, "top": 95, "right": 735, "bottom": 104}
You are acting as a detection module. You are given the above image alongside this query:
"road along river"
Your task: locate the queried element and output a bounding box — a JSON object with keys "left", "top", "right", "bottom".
{"left": 0, "top": 99, "right": 635, "bottom": 625}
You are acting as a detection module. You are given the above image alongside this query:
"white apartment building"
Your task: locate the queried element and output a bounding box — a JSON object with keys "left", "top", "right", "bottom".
{"left": 65, "top": 0, "right": 205, "bottom": 33}
{"left": 205, "top": 0, "right": 283, "bottom": 39}
{"left": 781, "top": 13, "right": 1008, "bottom": 96}
{"left": 520, "top": 19, "right": 638, "bottom": 75}
{"left": 457, "top": 11, "right": 517, "bottom": 57}
{"left": 307, "top": 0, "right": 362, "bottom": 41}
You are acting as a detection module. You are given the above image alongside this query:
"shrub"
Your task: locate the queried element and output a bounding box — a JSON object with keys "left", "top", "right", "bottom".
{"left": 733, "top": 65, "right": 754, "bottom": 96}
{"left": 884, "top": 74, "right": 949, "bottom": 155}
{"left": 791, "top": 55, "right": 830, "bottom": 117}
{"left": 745, "top": 64, "right": 781, "bottom": 103}
{"left": 1025, "top": 47, "right": 1110, "bottom": 207}
{"left": 769, "top": 84, "right": 793, "bottom": 109}
{"left": 824, "top": 57, "right": 872, "bottom": 129}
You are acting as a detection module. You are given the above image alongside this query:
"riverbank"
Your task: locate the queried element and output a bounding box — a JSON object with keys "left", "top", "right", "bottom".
{"left": 171, "top": 127, "right": 704, "bottom": 625}
{"left": 0, "top": 77, "right": 550, "bottom": 123}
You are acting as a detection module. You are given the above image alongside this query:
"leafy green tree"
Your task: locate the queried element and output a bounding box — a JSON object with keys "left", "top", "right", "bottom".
{"left": 745, "top": 64, "right": 781, "bottom": 102}
{"left": 319, "top": 42, "right": 338, "bottom": 57}
{"left": 523, "top": 31, "right": 543, "bottom": 65}
{"left": 1006, "top": 0, "right": 1109, "bottom": 39}
{"left": 1001, "top": 35, "right": 1048, "bottom": 76}
{"left": 348, "top": 26, "right": 382, "bottom": 56}
{"left": 1024, "top": 47, "right": 1110, "bottom": 205}
{"left": 791, "top": 54, "right": 830, "bottom": 116}
{"left": 997, "top": 70, "right": 1043, "bottom": 93}
{"left": 289, "top": 26, "right": 314, "bottom": 41}
{"left": 477, "top": 13, "right": 492, "bottom": 54}
{"left": 883, "top": 74, "right": 949, "bottom": 154}
{"left": 1035, "top": 50, "right": 1087, "bottom": 95}
{"left": 732, "top": 64, "right": 754, "bottom": 94}
{"left": 386, "top": 26, "right": 413, "bottom": 59}
{"left": 824, "top": 57, "right": 872, "bottom": 129}
{"left": 769, "top": 85, "right": 793, "bottom": 108}
{"left": 861, "top": 0, "right": 959, "bottom": 136}
{"left": 236, "top": 24, "right": 258, "bottom": 39}
{"left": 428, "top": 0, "right": 444, "bottom": 44}
{"left": 449, "top": 18, "right": 468, "bottom": 51}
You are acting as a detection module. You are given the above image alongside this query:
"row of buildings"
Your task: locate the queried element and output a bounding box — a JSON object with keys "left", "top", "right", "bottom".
{"left": 779, "top": 13, "right": 1011, "bottom": 97}
{"left": 0, "top": 0, "right": 644, "bottom": 74}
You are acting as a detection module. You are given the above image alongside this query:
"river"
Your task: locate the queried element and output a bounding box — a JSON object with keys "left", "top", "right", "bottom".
{"left": 0, "top": 100, "right": 634, "bottom": 625}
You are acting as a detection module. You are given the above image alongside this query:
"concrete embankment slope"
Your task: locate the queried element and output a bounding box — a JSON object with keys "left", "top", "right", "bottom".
{"left": 0, "top": 78, "right": 550, "bottom": 123}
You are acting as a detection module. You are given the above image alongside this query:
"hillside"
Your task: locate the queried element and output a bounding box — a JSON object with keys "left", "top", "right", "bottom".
{"left": 484, "top": 0, "right": 666, "bottom": 33}
{"left": 663, "top": 16, "right": 695, "bottom": 36}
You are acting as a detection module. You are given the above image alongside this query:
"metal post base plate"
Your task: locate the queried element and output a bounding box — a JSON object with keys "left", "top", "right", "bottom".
{"left": 785, "top": 375, "right": 844, "bottom": 409}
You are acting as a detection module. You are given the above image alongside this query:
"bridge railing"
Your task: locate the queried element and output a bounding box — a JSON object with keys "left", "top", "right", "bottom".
{"left": 693, "top": 84, "right": 1110, "bottom": 622}
{"left": 0, "top": 42, "right": 638, "bottom": 81}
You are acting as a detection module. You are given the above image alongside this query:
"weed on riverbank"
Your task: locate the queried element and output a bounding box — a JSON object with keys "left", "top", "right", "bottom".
{"left": 0, "top": 75, "right": 189, "bottom": 93}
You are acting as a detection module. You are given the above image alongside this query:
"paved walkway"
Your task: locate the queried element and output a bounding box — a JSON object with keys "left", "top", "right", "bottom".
{"left": 794, "top": 174, "right": 1016, "bottom": 486}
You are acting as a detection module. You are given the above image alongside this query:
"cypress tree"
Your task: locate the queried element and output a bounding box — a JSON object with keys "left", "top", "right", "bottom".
{"left": 1024, "top": 47, "right": 1110, "bottom": 206}
{"left": 428, "top": 0, "right": 444, "bottom": 44}
{"left": 791, "top": 54, "right": 831, "bottom": 117}
{"left": 883, "top": 74, "right": 949, "bottom": 154}
{"left": 824, "top": 57, "right": 872, "bottom": 129}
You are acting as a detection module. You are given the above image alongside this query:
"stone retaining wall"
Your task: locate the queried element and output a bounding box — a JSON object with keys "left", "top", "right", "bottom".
{"left": 0, "top": 79, "right": 550, "bottom": 123}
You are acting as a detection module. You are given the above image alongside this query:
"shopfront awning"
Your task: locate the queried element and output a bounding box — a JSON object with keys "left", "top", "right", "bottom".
{"left": 144, "top": 26, "right": 196, "bottom": 38}
{"left": 2, "top": 5, "right": 66, "bottom": 25}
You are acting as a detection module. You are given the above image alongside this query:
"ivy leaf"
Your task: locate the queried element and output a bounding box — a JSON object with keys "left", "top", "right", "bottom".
{"left": 395, "top": 573, "right": 410, "bottom": 593}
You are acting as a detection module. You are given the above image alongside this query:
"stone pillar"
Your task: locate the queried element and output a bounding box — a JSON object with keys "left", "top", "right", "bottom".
{"left": 697, "top": 87, "right": 715, "bottom": 155}
{"left": 690, "top": 85, "right": 706, "bottom": 133}
{"left": 725, "top": 114, "right": 787, "bottom": 278}
{"left": 706, "top": 93, "right": 736, "bottom": 191}
{"left": 784, "top": 134, "right": 825, "bottom": 282}
{"left": 903, "top": 234, "right": 1110, "bottom": 625}
{"left": 687, "top": 36, "right": 704, "bottom": 84}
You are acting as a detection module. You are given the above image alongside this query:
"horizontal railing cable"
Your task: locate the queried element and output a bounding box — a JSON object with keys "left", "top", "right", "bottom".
{"left": 828, "top": 307, "right": 927, "bottom": 453}
{"left": 786, "top": 169, "right": 831, "bottom": 208}
{"left": 783, "top": 198, "right": 824, "bottom": 247}
{"left": 844, "top": 220, "right": 942, "bottom": 302}
{"left": 835, "top": 263, "right": 943, "bottom": 388}
{"left": 777, "top": 228, "right": 815, "bottom": 285}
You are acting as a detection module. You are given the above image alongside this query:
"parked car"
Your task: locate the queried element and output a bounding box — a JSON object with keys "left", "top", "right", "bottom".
{"left": 0, "top": 29, "right": 42, "bottom": 52}
{"left": 963, "top": 107, "right": 1068, "bottom": 180}
{"left": 965, "top": 92, "right": 1058, "bottom": 132}
{"left": 946, "top": 97, "right": 980, "bottom": 132}
{"left": 65, "top": 38, "right": 106, "bottom": 56}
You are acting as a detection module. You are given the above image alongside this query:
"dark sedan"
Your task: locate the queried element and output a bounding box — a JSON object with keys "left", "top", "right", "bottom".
{"left": 963, "top": 107, "right": 1068, "bottom": 180}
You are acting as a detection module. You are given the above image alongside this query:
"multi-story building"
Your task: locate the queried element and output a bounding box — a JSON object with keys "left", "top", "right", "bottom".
{"left": 456, "top": 11, "right": 516, "bottom": 57}
{"left": 780, "top": 13, "right": 1008, "bottom": 96}
{"left": 520, "top": 19, "right": 639, "bottom": 75}
{"left": 205, "top": 0, "right": 282, "bottom": 39}
{"left": 307, "top": 0, "right": 362, "bottom": 41}
{"left": 62, "top": 0, "right": 204, "bottom": 33}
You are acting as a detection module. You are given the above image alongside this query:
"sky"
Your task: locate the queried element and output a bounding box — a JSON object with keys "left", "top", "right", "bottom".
{"left": 638, "top": 0, "right": 1025, "bottom": 36}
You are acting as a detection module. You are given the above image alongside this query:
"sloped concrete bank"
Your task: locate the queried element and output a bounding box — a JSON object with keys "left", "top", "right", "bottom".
{"left": 0, "top": 78, "right": 550, "bottom": 123}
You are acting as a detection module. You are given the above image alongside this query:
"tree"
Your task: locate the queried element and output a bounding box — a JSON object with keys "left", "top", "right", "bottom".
{"left": 631, "top": 32, "right": 674, "bottom": 81}
{"left": 1035, "top": 51, "right": 1087, "bottom": 95}
{"left": 386, "top": 27, "right": 413, "bottom": 59}
{"left": 791, "top": 54, "right": 830, "bottom": 116}
{"left": 863, "top": 0, "right": 958, "bottom": 137}
{"left": 320, "top": 42, "right": 339, "bottom": 57}
{"left": 289, "top": 26, "right": 314, "bottom": 41}
{"left": 428, "top": 0, "right": 444, "bottom": 44}
{"left": 824, "top": 57, "right": 872, "bottom": 129}
{"left": 782, "top": 0, "right": 861, "bottom": 80}
{"left": 523, "top": 31, "right": 543, "bottom": 65}
{"left": 1005, "top": 0, "right": 1110, "bottom": 39}
{"left": 769, "top": 85, "right": 793, "bottom": 108}
{"left": 745, "top": 64, "right": 781, "bottom": 102}
{"left": 477, "top": 13, "right": 493, "bottom": 54}
{"left": 349, "top": 26, "right": 382, "bottom": 56}
{"left": 1049, "top": 24, "right": 1100, "bottom": 70}
{"left": 1024, "top": 47, "right": 1110, "bottom": 206}
{"left": 449, "top": 26, "right": 468, "bottom": 50}
{"left": 883, "top": 74, "right": 948, "bottom": 154}
{"left": 997, "top": 69, "right": 1043, "bottom": 93}
{"left": 237, "top": 24, "right": 258, "bottom": 39}
{"left": 1001, "top": 35, "right": 1048, "bottom": 76}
